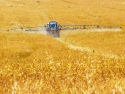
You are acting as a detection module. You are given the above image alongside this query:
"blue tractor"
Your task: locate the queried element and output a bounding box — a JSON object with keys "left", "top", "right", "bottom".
{"left": 45, "top": 21, "right": 61, "bottom": 37}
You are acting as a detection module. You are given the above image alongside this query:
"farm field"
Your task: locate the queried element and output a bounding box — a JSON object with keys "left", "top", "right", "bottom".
{"left": 0, "top": 0, "right": 125, "bottom": 94}
{"left": 0, "top": 32, "right": 125, "bottom": 94}
{"left": 0, "top": 0, "right": 125, "bottom": 29}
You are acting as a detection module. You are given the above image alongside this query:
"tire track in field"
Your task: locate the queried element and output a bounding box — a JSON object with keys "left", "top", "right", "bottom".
{"left": 56, "top": 38, "right": 119, "bottom": 59}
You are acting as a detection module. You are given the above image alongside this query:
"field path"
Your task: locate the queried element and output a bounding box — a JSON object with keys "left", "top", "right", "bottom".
{"left": 56, "top": 38, "right": 120, "bottom": 59}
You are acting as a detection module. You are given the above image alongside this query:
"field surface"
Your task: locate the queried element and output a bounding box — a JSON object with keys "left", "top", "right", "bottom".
{"left": 0, "top": 0, "right": 125, "bottom": 94}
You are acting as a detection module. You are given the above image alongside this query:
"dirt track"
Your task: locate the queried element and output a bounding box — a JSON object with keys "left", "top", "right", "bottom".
{"left": 56, "top": 38, "right": 120, "bottom": 59}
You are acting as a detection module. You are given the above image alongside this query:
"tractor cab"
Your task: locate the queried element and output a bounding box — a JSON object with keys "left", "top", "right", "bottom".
{"left": 49, "top": 21, "right": 57, "bottom": 30}
{"left": 45, "top": 21, "right": 60, "bottom": 37}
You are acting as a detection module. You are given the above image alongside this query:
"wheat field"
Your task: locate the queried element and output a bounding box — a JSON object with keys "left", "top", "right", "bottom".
{"left": 0, "top": 0, "right": 125, "bottom": 94}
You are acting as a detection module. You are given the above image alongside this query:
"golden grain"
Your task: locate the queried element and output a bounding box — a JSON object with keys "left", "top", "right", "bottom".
{"left": 0, "top": 0, "right": 125, "bottom": 93}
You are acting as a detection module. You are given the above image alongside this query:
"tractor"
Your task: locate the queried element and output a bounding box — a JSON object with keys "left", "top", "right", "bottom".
{"left": 45, "top": 21, "right": 61, "bottom": 37}
{"left": 24, "top": 21, "right": 122, "bottom": 38}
